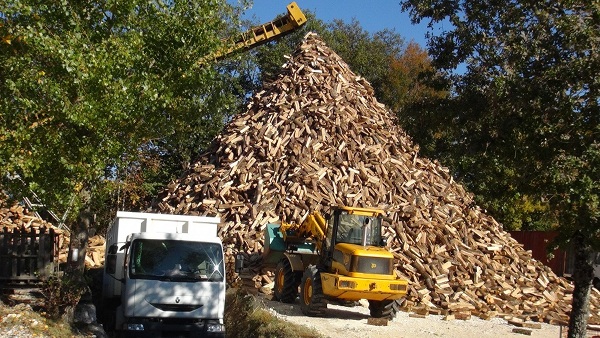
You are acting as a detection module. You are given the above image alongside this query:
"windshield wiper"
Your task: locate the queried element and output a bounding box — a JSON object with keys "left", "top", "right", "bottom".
{"left": 155, "top": 275, "right": 205, "bottom": 282}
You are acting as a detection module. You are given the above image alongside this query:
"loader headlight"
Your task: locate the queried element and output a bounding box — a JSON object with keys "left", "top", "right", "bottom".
{"left": 390, "top": 283, "right": 407, "bottom": 291}
{"left": 126, "top": 323, "right": 145, "bottom": 331}
{"left": 338, "top": 280, "right": 357, "bottom": 289}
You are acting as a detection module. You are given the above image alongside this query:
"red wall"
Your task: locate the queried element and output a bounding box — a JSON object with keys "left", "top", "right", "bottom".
{"left": 508, "top": 231, "right": 567, "bottom": 276}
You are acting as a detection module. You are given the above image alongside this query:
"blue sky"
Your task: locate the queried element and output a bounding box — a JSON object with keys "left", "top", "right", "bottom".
{"left": 241, "top": 0, "right": 433, "bottom": 48}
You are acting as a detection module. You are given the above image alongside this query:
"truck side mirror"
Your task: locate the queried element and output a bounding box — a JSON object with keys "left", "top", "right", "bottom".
{"left": 106, "top": 244, "right": 119, "bottom": 274}
{"left": 234, "top": 254, "right": 245, "bottom": 273}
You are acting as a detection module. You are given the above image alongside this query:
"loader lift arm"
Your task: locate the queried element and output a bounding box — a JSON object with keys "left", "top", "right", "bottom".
{"left": 203, "top": 2, "right": 307, "bottom": 63}
{"left": 280, "top": 211, "right": 327, "bottom": 252}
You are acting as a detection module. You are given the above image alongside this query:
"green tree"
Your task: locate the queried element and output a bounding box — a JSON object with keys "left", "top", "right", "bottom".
{"left": 382, "top": 42, "right": 446, "bottom": 113}
{"left": 401, "top": 0, "right": 599, "bottom": 336}
{"left": 0, "top": 0, "right": 246, "bottom": 227}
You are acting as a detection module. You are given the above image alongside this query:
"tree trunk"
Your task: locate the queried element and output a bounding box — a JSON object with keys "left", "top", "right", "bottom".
{"left": 568, "top": 231, "right": 594, "bottom": 338}
{"left": 67, "top": 208, "right": 93, "bottom": 276}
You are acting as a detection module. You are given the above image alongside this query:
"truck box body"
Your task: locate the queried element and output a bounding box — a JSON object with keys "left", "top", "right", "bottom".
{"left": 102, "top": 211, "right": 225, "bottom": 337}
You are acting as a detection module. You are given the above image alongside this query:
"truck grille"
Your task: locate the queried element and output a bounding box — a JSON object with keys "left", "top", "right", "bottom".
{"left": 351, "top": 256, "right": 392, "bottom": 275}
{"left": 149, "top": 303, "right": 202, "bottom": 312}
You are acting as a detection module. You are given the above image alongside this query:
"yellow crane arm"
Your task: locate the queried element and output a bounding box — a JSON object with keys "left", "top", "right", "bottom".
{"left": 206, "top": 2, "right": 307, "bottom": 62}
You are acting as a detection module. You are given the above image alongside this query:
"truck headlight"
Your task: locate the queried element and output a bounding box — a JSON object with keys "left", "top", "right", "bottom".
{"left": 207, "top": 323, "right": 225, "bottom": 332}
{"left": 126, "top": 323, "right": 145, "bottom": 331}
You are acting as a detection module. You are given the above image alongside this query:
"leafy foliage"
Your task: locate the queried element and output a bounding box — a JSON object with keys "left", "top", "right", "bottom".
{"left": 400, "top": 0, "right": 600, "bottom": 231}
{"left": 0, "top": 0, "right": 245, "bottom": 223}
{"left": 383, "top": 42, "right": 446, "bottom": 113}
{"left": 550, "top": 143, "right": 600, "bottom": 247}
{"left": 42, "top": 274, "right": 87, "bottom": 320}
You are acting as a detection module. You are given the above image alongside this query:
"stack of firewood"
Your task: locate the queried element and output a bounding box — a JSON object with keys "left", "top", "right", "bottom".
{"left": 153, "top": 32, "right": 599, "bottom": 324}
{"left": 0, "top": 204, "right": 61, "bottom": 232}
{"left": 0, "top": 202, "right": 105, "bottom": 268}
{"left": 57, "top": 233, "right": 106, "bottom": 268}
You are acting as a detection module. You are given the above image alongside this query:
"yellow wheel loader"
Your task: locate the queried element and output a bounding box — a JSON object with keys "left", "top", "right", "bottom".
{"left": 261, "top": 206, "right": 408, "bottom": 319}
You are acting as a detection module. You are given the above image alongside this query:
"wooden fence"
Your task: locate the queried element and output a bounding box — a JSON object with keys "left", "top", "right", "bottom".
{"left": 0, "top": 226, "right": 59, "bottom": 284}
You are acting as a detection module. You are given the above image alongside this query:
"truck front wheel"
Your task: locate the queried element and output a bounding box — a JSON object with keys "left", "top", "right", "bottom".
{"left": 299, "top": 265, "right": 326, "bottom": 316}
{"left": 273, "top": 259, "right": 300, "bottom": 303}
{"left": 100, "top": 299, "right": 119, "bottom": 334}
{"left": 368, "top": 298, "right": 403, "bottom": 319}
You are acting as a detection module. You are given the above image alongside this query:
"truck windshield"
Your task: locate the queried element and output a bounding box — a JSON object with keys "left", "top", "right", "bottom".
{"left": 129, "top": 239, "right": 224, "bottom": 282}
{"left": 336, "top": 212, "right": 383, "bottom": 246}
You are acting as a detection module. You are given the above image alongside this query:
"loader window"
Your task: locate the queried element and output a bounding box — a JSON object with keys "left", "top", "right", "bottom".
{"left": 336, "top": 212, "right": 383, "bottom": 246}
{"left": 129, "top": 239, "right": 224, "bottom": 282}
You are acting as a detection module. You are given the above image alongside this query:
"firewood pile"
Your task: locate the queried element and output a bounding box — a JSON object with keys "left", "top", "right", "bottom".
{"left": 153, "top": 32, "right": 599, "bottom": 324}
{"left": 0, "top": 203, "right": 105, "bottom": 268}
{"left": 0, "top": 204, "right": 61, "bottom": 233}
{"left": 58, "top": 233, "right": 106, "bottom": 268}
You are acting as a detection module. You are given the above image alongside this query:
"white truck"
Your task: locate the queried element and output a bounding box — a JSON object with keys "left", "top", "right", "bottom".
{"left": 102, "top": 211, "right": 225, "bottom": 337}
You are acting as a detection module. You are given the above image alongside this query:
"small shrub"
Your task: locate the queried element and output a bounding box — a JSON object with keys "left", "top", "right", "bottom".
{"left": 41, "top": 274, "right": 87, "bottom": 320}
{"left": 225, "top": 288, "right": 321, "bottom": 338}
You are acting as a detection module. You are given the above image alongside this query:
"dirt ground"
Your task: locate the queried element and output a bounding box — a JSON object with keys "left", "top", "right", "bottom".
{"left": 257, "top": 294, "right": 569, "bottom": 338}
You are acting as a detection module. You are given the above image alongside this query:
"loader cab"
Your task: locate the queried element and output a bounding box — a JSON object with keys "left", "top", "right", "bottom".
{"left": 324, "top": 206, "right": 385, "bottom": 259}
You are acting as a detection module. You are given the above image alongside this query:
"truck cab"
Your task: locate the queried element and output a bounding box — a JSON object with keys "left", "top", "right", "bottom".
{"left": 102, "top": 212, "right": 225, "bottom": 337}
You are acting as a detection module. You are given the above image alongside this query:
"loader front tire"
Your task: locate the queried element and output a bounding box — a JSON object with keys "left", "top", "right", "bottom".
{"left": 368, "top": 298, "right": 403, "bottom": 320}
{"left": 273, "top": 259, "right": 300, "bottom": 303}
{"left": 300, "top": 265, "right": 327, "bottom": 316}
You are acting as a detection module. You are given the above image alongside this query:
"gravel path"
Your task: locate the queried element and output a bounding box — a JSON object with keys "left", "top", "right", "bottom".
{"left": 0, "top": 300, "right": 104, "bottom": 338}
{"left": 259, "top": 295, "right": 565, "bottom": 338}
{"left": 0, "top": 303, "right": 51, "bottom": 338}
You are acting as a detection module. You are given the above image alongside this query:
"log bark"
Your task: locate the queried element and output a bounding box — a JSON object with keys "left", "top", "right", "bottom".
{"left": 67, "top": 208, "right": 92, "bottom": 276}
{"left": 568, "top": 231, "right": 594, "bottom": 338}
